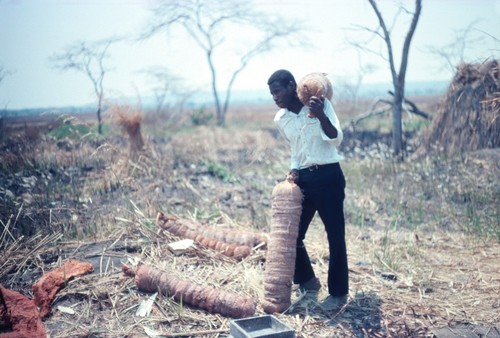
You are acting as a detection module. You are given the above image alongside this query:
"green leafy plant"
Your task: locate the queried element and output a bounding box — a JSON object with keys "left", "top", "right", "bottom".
{"left": 202, "top": 160, "right": 237, "bottom": 183}
{"left": 190, "top": 106, "right": 213, "bottom": 126}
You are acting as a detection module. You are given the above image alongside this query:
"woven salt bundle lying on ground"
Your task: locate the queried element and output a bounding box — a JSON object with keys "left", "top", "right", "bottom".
{"left": 123, "top": 264, "right": 256, "bottom": 318}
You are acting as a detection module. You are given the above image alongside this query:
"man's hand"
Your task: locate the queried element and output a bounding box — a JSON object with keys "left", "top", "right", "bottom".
{"left": 308, "top": 96, "right": 325, "bottom": 118}
{"left": 286, "top": 169, "right": 299, "bottom": 183}
{"left": 308, "top": 95, "right": 338, "bottom": 138}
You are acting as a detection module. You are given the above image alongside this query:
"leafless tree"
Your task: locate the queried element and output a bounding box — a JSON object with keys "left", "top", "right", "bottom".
{"left": 427, "top": 20, "right": 499, "bottom": 75}
{"left": 146, "top": 67, "right": 179, "bottom": 115}
{"left": 363, "top": 0, "right": 422, "bottom": 161}
{"left": 142, "top": 0, "right": 303, "bottom": 126}
{"left": 50, "top": 39, "right": 115, "bottom": 134}
{"left": 0, "top": 65, "right": 7, "bottom": 85}
{"left": 143, "top": 66, "right": 196, "bottom": 127}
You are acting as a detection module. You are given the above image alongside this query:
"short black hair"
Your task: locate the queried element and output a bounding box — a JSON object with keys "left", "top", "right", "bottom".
{"left": 267, "top": 69, "right": 296, "bottom": 87}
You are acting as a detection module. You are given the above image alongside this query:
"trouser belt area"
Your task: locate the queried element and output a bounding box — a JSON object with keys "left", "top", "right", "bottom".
{"left": 299, "top": 163, "right": 337, "bottom": 172}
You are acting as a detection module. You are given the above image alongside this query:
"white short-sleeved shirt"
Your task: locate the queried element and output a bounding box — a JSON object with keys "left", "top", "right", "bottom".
{"left": 274, "top": 99, "right": 343, "bottom": 170}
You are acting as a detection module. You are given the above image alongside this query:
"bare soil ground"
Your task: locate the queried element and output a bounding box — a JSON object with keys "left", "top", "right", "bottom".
{"left": 0, "top": 98, "right": 499, "bottom": 338}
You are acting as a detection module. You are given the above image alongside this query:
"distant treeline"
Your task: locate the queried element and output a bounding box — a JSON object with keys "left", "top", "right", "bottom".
{"left": 1, "top": 105, "right": 98, "bottom": 118}
{"left": 1, "top": 80, "right": 448, "bottom": 117}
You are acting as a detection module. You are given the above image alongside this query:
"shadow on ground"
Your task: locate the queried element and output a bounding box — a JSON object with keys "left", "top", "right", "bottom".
{"left": 328, "top": 291, "right": 383, "bottom": 337}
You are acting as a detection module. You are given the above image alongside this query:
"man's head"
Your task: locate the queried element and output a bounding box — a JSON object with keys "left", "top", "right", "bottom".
{"left": 267, "top": 69, "right": 296, "bottom": 88}
{"left": 268, "top": 69, "right": 298, "bottom": 109}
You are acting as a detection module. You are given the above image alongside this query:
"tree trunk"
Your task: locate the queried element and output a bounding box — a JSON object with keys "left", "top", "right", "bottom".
{"left": 392, "top": 83, "right": 404, "bottom": 161}
{"left": 96, "top": 107, "right": 102, "bottom": 135}
{"left": 216, "top": 105, "right": 224, "bottom": 126}
{"left": 96, "top": 94, "right": 103, "bottom": 134}
{"left": 206, "top": 50, "right": 225, "bottom": 126}
{"left": 213, "top": 85, "right": 224, "bottom": 126}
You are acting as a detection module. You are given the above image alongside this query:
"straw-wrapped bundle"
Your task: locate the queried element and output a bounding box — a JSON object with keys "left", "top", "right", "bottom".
{"left": 123, "top": 264, "right": 256, "bottom": 318}
{"left": 156, "top": 212, "right": 260, "bottom": 261}
{"left": 262, "top": 180, "right": 303, "bottom": 313}
{"left": 157, "top": 212, "right": 267, "bottom": 249}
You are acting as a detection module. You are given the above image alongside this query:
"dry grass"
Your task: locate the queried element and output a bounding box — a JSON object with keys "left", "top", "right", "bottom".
{"left": 0, "top": 100, "right": 499, "bottom": 337}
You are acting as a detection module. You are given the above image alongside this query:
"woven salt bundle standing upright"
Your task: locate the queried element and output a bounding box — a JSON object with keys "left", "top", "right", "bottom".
{"left": 262, "top": 180, "right": 303, "bottom": 313}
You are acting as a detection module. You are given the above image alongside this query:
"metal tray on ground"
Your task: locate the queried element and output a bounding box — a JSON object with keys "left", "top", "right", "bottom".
{"left": 229, "top": 315, "right": 295, "bottom": 338}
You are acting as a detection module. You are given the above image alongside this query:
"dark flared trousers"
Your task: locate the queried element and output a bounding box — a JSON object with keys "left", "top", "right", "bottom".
{"left": 294, "top": 162, "right": 348, "bottom": 297}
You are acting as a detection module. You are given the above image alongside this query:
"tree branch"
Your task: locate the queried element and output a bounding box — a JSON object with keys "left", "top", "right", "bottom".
{"left": 388, "top": 91, "right": 431, "bottom": 119}
{"left": 368, "top": 0, "right": 398, "bottom": 83}
{"left": 398, "top": 0, "right": 422, "bottom": 85}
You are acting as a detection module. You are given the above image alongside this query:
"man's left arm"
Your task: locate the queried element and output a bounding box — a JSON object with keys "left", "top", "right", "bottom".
{"left": 308, "top": 97, "right": 341, "bottom": 140}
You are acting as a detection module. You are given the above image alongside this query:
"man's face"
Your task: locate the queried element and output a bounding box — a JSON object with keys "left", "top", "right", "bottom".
{"left": 269, "top": 81, "right": 294, "bottom": 109}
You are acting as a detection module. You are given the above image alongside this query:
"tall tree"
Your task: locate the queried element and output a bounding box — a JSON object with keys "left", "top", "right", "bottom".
{"left": 367, "top": 0, "right": 422, "bottom": 160}
{"left": 143, "top": 0, "right": 303, "bottom": 126}
{"left": 51, "top": 40, "right": 114, "bottom": 134}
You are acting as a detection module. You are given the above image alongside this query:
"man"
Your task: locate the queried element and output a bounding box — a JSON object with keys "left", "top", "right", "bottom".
{"left": 267, "top": 69, "right": 348, "bottom": 309}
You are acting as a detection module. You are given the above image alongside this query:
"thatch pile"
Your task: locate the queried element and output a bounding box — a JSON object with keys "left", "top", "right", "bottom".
{"left": 419, "top": 59, "right": 499, "bottom": 156}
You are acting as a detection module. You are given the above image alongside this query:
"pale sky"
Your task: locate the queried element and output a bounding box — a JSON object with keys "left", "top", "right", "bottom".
{"left": 0, "top": 0, "right": 499, "bottom": 109}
